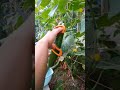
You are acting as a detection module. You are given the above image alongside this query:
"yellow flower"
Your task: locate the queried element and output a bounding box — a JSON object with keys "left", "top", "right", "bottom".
{"left": 94, "top": 53, "right": 101, "bottom": 61}
{"left": 72, "top": 48, "right": 77, "bottom": 52}
{"left": 79, "top": 8, "right": 83, "bottom": 13}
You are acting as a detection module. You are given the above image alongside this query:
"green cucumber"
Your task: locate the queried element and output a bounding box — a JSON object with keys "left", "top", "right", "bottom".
{"left": 48, "top": 33, "right": 64, "bottom": 67}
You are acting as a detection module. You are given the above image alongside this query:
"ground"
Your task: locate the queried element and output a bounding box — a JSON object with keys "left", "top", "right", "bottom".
{"left": 49, "top": 67, "right": 85, "bottom": 90}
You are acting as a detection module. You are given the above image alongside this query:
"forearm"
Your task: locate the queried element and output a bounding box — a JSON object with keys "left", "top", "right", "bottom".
{"left": 0, "top": 12, "right": 34, "bottom": 90}
{"left": 35, "top": 40, "right": 48, "bottom": 90}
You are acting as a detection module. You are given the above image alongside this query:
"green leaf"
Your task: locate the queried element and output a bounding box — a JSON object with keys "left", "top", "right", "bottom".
{"left": 48, "top": 5, "right": 58, "bottom": 17}
{"left": 75, "top": 32, "right": 81, "bottom": 37}
{"left": 58, "top": 0, "right": 68, "bottom": 12}
{"left": 40, "top": 0, "right": 51, "bottom": 7}
{"left": 35, "top": 7, "right": 39, "bottom": 13}
{"left": 75, "top": 32, "right": 85, "bottom": 37}
{"left": 41, "top": 8, "right": 51, "bottom": 19}
{"left": 79, "top": 2, "right": 85, "bottom": 8}
{"left": 68, "top": 0, "right": 84, "bottom": 11}
{"left": 53, "top": 0, "right": 59, "bottom": 5}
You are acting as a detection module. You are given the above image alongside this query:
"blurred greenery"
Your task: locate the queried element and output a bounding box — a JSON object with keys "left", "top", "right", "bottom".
{"left": 0, "top": 0, "right": 34, "bottom": 40}
{"left": 86, "top": 0, "right": 120, "bottom": 90}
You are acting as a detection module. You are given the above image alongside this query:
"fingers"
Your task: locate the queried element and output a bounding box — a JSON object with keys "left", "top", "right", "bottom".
{"left": 46, "top": 31, "right": 51, "bottom": 36}
{"left": 52, "top": 27, "right": 63, "bottom": 36}
{"left": 41, "top": 27, "right": 63, "bottom": 48}
{"left": 46, "top": 27, "right": 62, "bottom": 37}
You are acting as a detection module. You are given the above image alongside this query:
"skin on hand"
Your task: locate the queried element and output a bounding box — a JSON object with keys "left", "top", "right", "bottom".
{"left": 40, "top": 27, "right": 63, "bottom": 48}
{"left": 35, "top": 27, "right": 62, "bottom": 90}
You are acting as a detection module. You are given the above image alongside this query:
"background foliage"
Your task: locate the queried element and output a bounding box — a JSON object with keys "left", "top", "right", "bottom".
{"left": 0, "top": 0, "right": 34, "bottom": 40}
{"left": 86, "top": 0, "right": 120, "bottom": 90}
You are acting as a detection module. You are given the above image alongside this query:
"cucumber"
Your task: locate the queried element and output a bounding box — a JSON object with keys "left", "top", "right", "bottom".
{"left": 48, "top": 33, "right": 64, "bottom": 67}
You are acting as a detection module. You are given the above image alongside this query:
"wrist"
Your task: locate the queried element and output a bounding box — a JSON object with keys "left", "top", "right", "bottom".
{"left": 37, "top": 39, "right": 48, "bottom": 47}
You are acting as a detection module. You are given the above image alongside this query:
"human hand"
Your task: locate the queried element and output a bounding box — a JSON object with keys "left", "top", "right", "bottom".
{"left": 40, "top": 27, "right": 63, "bottom": 48}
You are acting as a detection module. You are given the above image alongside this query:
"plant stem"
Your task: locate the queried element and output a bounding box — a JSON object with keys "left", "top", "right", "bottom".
{"left": 92, "top": 70, "right": 104, "bottom": 90}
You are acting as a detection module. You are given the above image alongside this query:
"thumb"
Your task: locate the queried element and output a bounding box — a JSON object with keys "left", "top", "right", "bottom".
{"left": 52, "top": 27, "right": 63, "bottom": 36}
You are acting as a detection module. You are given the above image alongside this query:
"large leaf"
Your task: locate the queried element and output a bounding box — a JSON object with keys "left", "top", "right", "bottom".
{"left": 62, "top": 35, "right": 75, "bottom": 53}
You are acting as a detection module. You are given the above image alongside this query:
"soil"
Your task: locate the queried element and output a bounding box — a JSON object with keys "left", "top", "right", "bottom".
{"left": 49, "top": 67, "right": 85, "bottom": 90}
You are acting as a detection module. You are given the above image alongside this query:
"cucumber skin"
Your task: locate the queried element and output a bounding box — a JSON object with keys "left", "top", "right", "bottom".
{"left": 48, "top": 33, "right": 64, "bottom": 67}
